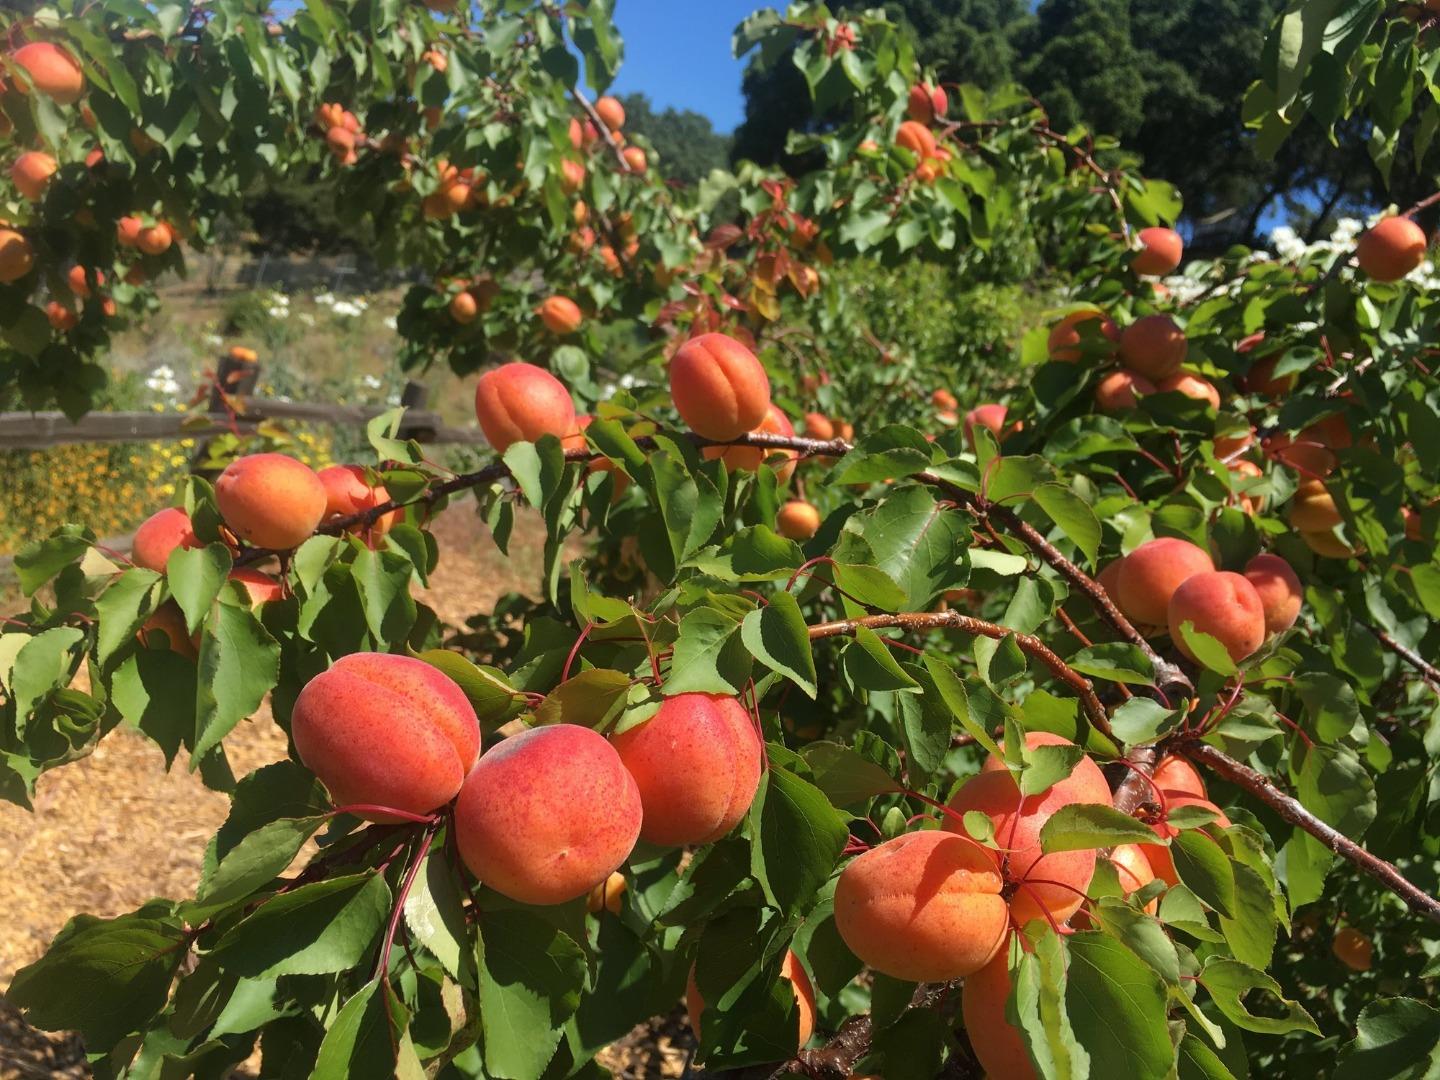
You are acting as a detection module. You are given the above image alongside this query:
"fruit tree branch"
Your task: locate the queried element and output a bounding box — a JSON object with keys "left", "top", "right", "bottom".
{"left": 807, "top": 611, "right": 1112, "bottom": 739}
{"left": 570, "top": 86, "right": 634, "bottom": 174}
{"left": 1178, "top": 740, "right": 1440, "bottom": 925}
{"left": 1364, "top": 622, "right": 1440, "bottom": 689}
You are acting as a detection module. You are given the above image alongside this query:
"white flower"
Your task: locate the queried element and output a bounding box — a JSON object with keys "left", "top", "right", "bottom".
{"left": 619, "top": 373, "right": 637, "bottom": 389}
{"left": 313, "top": 292, "right": 336, "bottom": 307}
{"left": 298, "top": 312, "right": 316, "bottom": 326}
{"left": 331, "top": 300, "right": 364, "bottom": 318}
{"left": 1330, "top": 217, "right": 1363, "bottom": 244}
{"left": 267, "top": 305, "right": 289, "bottom": 319}
{"left": 383, "top": 316, "right": 397, "bottom": 330}
{"left": 362, "top": 374, "right": 383, "bottom": 389}
{"left": 204, "top": 333, "right": 223, "bottom": 347}
{"left": 145, "top": 365, "right": 181, "bottom": 397}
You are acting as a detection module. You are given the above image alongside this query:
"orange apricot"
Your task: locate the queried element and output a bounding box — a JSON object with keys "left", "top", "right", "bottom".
{"left": 1243, "top": 353, "right": 1295, "bottom": 397}
{"left": 1332, "top": 927, "right": 1373, "bottom": 972}
{"left": 318, "top": 464, "right": 397, "bottom": 536}
{"left": 0, "top": 227, "right": 34, "bottom": 283}
{"left": 1244, "top": 553, "right": 1302, "bottom": 635}
{"left": 11, "top": 152, "right": 56, "bottom": 201}
{"left": 1152, "top": 755, "right": 1207, "bottom": 799}
{"left": 1139, "top": 795, "right": 1231, "bottom": 886}
{"left": 1047, "top": 308, "right": 1118, "bottom": 362}
{"left": 229, "top": 568, "right": 284, "bottom": 608}
{"left": 454, "top": 724, "right": 643, "bottom": 905}
{"left": 449, "top": 290, "right": 478, "bottom": 324}
{"left": 1109, "top": 843, "right": 1158, "bottom": 911}
{"left": 131, "top": 507, "right": 200, "bottom": 572}
{"left": 1113, "top": 537, "right": 1214, "bottom": 627}
{"left": 803, "top": 412, "right": 835, "bottom": 440}
{"left": 1094, "top": 369, "right": 1155, "bottom": 412}
{"left": 1156, "top": 370, "right": 1220, "bottom": 409}
{"left": 670, "top": 332, "right": 772, "bottom": 441}
{"left": 136, "top": 222, "right": 174, "bottom": 256}
{"left": 474, "top": 362, "right": 576, "bottom": 453}
{"left": 116, "top": 215, "right": 143, "bottom": 248}
{"left": 932, "top": 388, "right": 958, "bottom": 410}
{"left": 1289, "top": 479, "right": 1342, "bottom": 532}
{"left": 66, "top": 264, "right": 104, "bottom": 299}
{"left": 895, "top": 120, "right": 936, "bottom": 158}
{"left": 1097, "top": 558, "right": 1124, "bottom": 603}
{"left": 595, "top": 95, "right": 626, "bottom": 131}
{"left": 703, "top": 404, "right": 797, "bottom": 480}
{"left": 1119, "top": 315, "right": 1187, "bottom": 380}
{"left": 687, "top": 950, "right": 816, "bottom": 1049}
{"left": 1214, "top": 426, "right": 1255, "bottom": 459}
{"left": 1301, "top": 529, "right": 1355, "bottom": 559}
{"left": 777, "top": 500, "right": 821, "bottom": 540}
{"left": 1356, "top": 216, "right": 1427, "bottom": 282}
{"left": 538, "top": 295, "right": 583, "bottom": 334}
{"left": 138, "top": 601, "right": 198, "bottom": 660}
{"left": 1132, "top": 226, "right": 1183, "bottom": 276}
{"left": 907, "top": 83, "right": 947, "bottom": 125}
{"left": 45, "top": 301, "right": 76, "bottom": 331}
{"left": 12, "top": 42, "right": 85, "bottom": 106}
{"left": 963, "top": 403, "right": 1009, "bottom": 448}
{"left": 560, "top": 158, "right": 585, "bottom": 193}
{"left": 962, "top": 952, "right": 1035, "bottom": 1080}
{"left": 622, "top": 146, "right": 648, "bottom": 174}
{"left": 214, "top": 453, "right": 328, "bottom": 550}
{"left": 586, "top": 871, "right": 628, "bottom": 915}
{"left": 1167, "top": 570, "right": 1266, "bottom": 663}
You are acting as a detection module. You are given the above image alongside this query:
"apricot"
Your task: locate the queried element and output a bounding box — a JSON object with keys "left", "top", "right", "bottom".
{"left": 1289, "top": 479, "right": 1342, "bottom": 532}
{"left": 963, "top": 403, "right": 1009, "bottom": 448}
{"left": 325, "top": 126, "right": 358, "bottom": 166}
{"left": 131, "top": 507, "right": 200, "bottom": 572}
{"left": 1097, "top": 558, "right": 1124, "bottom": 602}
{"left": 1214, "top": 426, "right": 1255, "bottom": 458}
{"left": 13, "top": 42, "right": 85, "bottom": 106}
{"left": 670, "top": 332, "right": 772, "bottom": 441}
{"left": 1244, "top": 353, "right": 1295, "bottom": 397}
{"left": 292, "top": 653, "right": 479, "bottom": 821}
{"left": 137, "top": 222, "right": 174, "bottom": 256}
{"left": 1047, "top": 308, "right": 1118, "bottom": 362}
{"left": 1356, "top": 216, "right": 1427, "bottom": 282}
{"left": 1119, "top": 315, "right": 1187, "bottom": 380}
{"left": 803, "top": 412, "right": 835, "bottom": 440}
{"left": 687, "top": 949, "right": 815, "bottom": 1048}
{"left": 1230, "top": 459, "right": 1265, "bottom": 514}
{"left": 116, "top": 215, "right": 143, "bottom": 248}
{"left": 834, "top": 830, "right": 1008, "bottom": 981}
{"left": 1109, "top": 843, "right": 1158, "bottom": 911}
{"left": 11, "top": 152, "right": 56, "bottom": 201}
{"left": 214, "top": 453, "right": 328, "bottom": 550}
{"left": 45, "top": 301, "right": 76, "bottom": 331}
{"left": 777, "top": 500, "right": 821, "bottom": 540}
{"left": 538, "top": 295, "right": 583, "bottom": 334}
{"left": 610, "top": 692, "right": 763, "bottom": 846}
{"left": 622, "top": 146, "right": 648, "bottom": 174}
{"left": 1301, "top": 529, "right": 1355, "bottom": 559}
{"left": 895, "top": 120, "right": 936, "bottom": 158}
{"left": 560, "top": 158, "right": 585, "bottom": 193}
{"left": 1152, "top": 755, "right": 1206, "bottom": 799}
{"left": 932, "top": 388, "right": 958, "bottom": 410}
{"left": 318, "top": 464, "right": 398, "bottom": 536}
{"left": 454, "top": 724, "right": 642, "bottom": 905}
{"left": 138, "top": 601, "right": 198, "bottom": 660}
{"left": 474, "top": 361, "right": 576, "bottom": 453}
{"left": 1156, "top": 370, "right": 1220, "bottom": 409}
{"left": 66, "top": 265, "right": 104, "bottom": 299}
{"left": 1139, "top": 795, "right": 1231, "bottom": 885}
{"left": 1404, "top": 506, "right": 1424, "bottom": 542}
{"left": 1268, "top": 435, "right": 1337, "bottom": 480}
{"left": 1132, "top": 226, "right": 1183, "bottom": 276}
{"left": 1167, "top": 570, "right": 1266, "bottom": 663}
{"left": 1113, "top": 537, "right": 1214, "bottom": 627}
{"left": 595, "top": 95, "right": 626, "bottom": 131}
{"left": 229, "top": 568, "right": 284, "bottom": 608}
{"left": 1301, "top": 412, "right": 1353, "bottom": 450}
{"left": 1244, "top": 553, "right": 1302, "bottom": 635}
{"left": 586, "top": 871, "right": 627, "bottom": 915}
{"left": 962, "top": 952, "right": 1035, "bottom": 1080}
{"left": 0, "top": 228, "right": 34, "bottom": 283}
{"left": 1094, "top": 369, "right": 1155, "bottom": 412}
{"left": 907, "top": 83, "right": 947, "bottom": 124}
{"left": 449, "top": 291, "right": 478, "bottom": 324}
{"left": 1332, "top": 927, "right": 1373, "bottom": 972}
{"left": 702, "top": 404, "right": 797, "bottom": 480}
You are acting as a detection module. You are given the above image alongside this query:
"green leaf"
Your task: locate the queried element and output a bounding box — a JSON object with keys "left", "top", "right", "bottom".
{"left": 896, "top": 662, "right": 957, "bottom": 782}
{"left": 800, "top": 741, "right": 901, "bottom": 806}
{"left": 9, "top": 627, "right": 85, "bottom": 733}
{"left": 1108, "top": 698, "right": 1181, "bottom": 745}
{"left": 1065, "top": 932, "right": 1173, "bottom": 1080}
{"left": 1218, "top": 862, "right": 1278, "bottom": 970}
{"left": 843, "top": 625, "right": 920, "bottom": 691}
{"left": 1066, "top": 644, "right": 1155, "bottom": 685}
{"left": 741, "top": 591, "right": 817, "bottom": 698}
{"left": 352, "top": 546, "right": 418, "bottom": 643}
{"left": 1089, "top": 901, "right": 1180, "bottom": 985}
{"left": 1172, "top": 829, "right": 1236, "bottom": 918}
{"left": 842, "top": 487, "right": 968, "bottom": 609}
{"left": 195, "top": 815, "right": 325, "bottom": 912}
{"left": 1335, "top": 998, "right": 1440, "bottom": 1079}
{"left": 110, "top": 648, "right": 197, "bottom": 766}
{"left": 536, "top": 669, "right": 632, "bottom": 730}
{"left": 923, "top": 655, "right": 999, "bottom": 755}
{"left": 412, "top": 650, "right": 524, "bottom": 732}
{"left": 1202, "top": 957, "right": 1319, "bottom": 1036}
{"left": 1175, "top": 621, "right": 1238, "bottom": 676}
{"left": 750, "top": 767, "right": 848, "bottom": 915}
{"left": 14, "top": 526, "right": 92, "bottom": 595}
{"left": 167, "top": 543, "right": 232, "bottom": 634}
{"left": 1013, "top": 932, "right": 1087, "bottom": 1079}
{"left": 1178, "top": 1032, "right": 1239, "bottom": 1080}
{"left": 476, "top": 909, "right": 586, "bottom": 1080}
{"left": 312, "top": 981, "right": 410, "bottom": 1080}
{"left": 95, "top": 569, "right": 164, "bottom": 668}
{"left": 665, "top": 608, "right": 751, "bottom": 695}
{"left": 1032, "top": 483, "right": 1101, "bottom": 567}
{"left": 829, "top": 424, "right": 932, "bottom": 484}
{"left": 1040, "top": 803, "right": 1161, "bottom": 852}
{"left": 193, "top": 598, "right": 281, "bottom": 765}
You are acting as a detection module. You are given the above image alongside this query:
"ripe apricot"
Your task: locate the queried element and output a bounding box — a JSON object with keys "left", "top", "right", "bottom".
{"left": 803, "top": 412, "right": 835, "bottom": 440}
{"left": 622, "top": 146, "right": 648, "bottom": 174}
{"left": 474, "top": 362, "right": 576, "bottom": 453}
{"left": 1332, "top": 927, "right": 1373, "bottom": 971}
{"left": 835, "top": 830, "right": 1008, "bottom": 981}
{"left": 455, "top": 724, "right": 643, "bottom": 905}
{"left": 1214, "top": 426, "right": 1255, "bottom": 459}
{"left": 1119, "top": 315, "right": 1187, "bottom": 380}
{"left": 1156, "top": 370, "right": 1220, "bottom": 409}
{"left": 586, "top": 871, "right": 627, "bottom": 915}
{"left": 702, "top": 404, "right": 797, "bottom": 480}
{"left": 1109, "top": 843, "right": 1158, "bottom": 912}
{"left": 229, "top": 567, "right": 284, "bottom": 608}
{"left": 595, "top": 95, "right": 626, "bottom": 131}
{"left": 66, "top": 265, "right": 103, "bottom": 299}
{"left": 449, "top": 291, "right": 478, "bottom": 324}
{"left": 1244, "top": 553, "right": 1302, "bottom": 635}
{"left": 687, "top": 950, "right": 816, "bottom": 1048}
{"left": 963, "top": 403, "right": 1009, "bottom": 448}
{"left": 292, "top": 653, "right": 480, "bottom": 821}
{"left": 1113, "top": 537, "right": 1214, "bottom": 627}
{"left": 538, "top": 295, "right": 583, "bottom": 334}
{"left": 1267, "top": 435, "right": 1336, "bottom": 480}
{"left": 1132, "top": 226, "right": 1183, "bottom": 276}
{"left": 1094, "top": 369, "right": 1155, "bottom": 412}
{"left": 1289, "top": 479, "right": 1342, "bottom": 532}
{"left": 116, "top": 215, "right": 143, "bottom": 248}
{"left": 1243, "top": 353, "right": 1295, "bottom": 397}
{"left": 1167, "top": 570, "right": 1266, "bottom": 662}
{"left": 895, "top": 120, "right": 936, "bottom": 158}
{"left": 1301, "top": 529, "right": 1355, "bottom": 559}
{"left": 11, "top": 152, "right": 56, "bottom": 201}
{"left": 131, "top": 507, "right": 200, "bottom": 572}
{"left": 1047, "top": 308, "right": 1118, "bottom": 362}
{"left": 777, "top": 500, "right": 821, "bottom": 540}
{"left": 610, "top": 692, "right": 763, "bottom": 846}
{"left": 1356, "top": 216, "right": 1427, "bottom": 282}
{"left": 560, "top": 158, "right": 585, "bottom": 193}
{"left": 137, "top": 222, "right": 174, "bottom": 256}
{"left": 138, "top": 601, "right": 198, "bottom": 660}
{"left": 1230, "top": 460, "right": 1265, "bottom": 514}
{"left": 45, "top": 301, "right": 76, "bottom": 331}
{"left": 214, "top": 453, "right": 328, "bottom": 550}
{"left": 1139, "top": 795, "right": 1230, "bottom": 885}
{"left": 13, "top": 42, "right": 85, "bottom": 106}
{"left": 906, "top": 82, "right": 947, "bottom": 125}
{"left": 1301, "top": 412, "right": 1353, "bottom": 450}
{"left": 1097, "top": 558, "right": 1124, "bottom": 602}
{"left": 670, "top": 332, "right": 772, "bottom": 441}
{"left": 0, "top": 228, "right": 34, "bottom": 283}
{"left": 318, "top": 464, "right": 397, "bottom": 536}
{"left": 962, "top": 952, "right": 1035, "bottom": 1080}
{"left": 932, "top": 388, "right": 958, "bottom": 410}
{"left": 1152, "top": 755, "right": 1206, "bottom": 798}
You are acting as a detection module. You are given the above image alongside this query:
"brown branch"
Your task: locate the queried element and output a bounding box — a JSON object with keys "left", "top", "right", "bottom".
{"left": 1365, "top": 622, "right": 1440, "bottom": 688}
{"left": 808, "top": 612, "right": 1112, "bottom": 739}
{"left": 569, "top": 87, "right": 634, "bottom": 174}
{"left": 759, "top": 982, "right": 953, "bottom": 1079}
{"left": 1178, "top": 741, "right": 1440, "bottom": 925}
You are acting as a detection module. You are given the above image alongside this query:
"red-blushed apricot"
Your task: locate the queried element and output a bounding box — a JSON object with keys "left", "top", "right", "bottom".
{"left": 932, "top": 388, "right": 958, "bottom": 410}
{"left": 803, "top": 412, "right": 835, "bottom": 440}
{"left": 622, "top": 145, "right": 648, "bottom": 174}
{"left": 963, "top": 403, "right": 1009, "bottom": 448}
{"left": 834, "top": 830, "right": 1008, "bottom": 981}
{"left": 1114, "top": 537, "right": 1214, "bottom": 628}
{"left": 215, "top": 453, "right": 327, "bottom": 550}
{"left": 455, "top": 724, "right": 643, "bottom": 905}
{"left": 1132, "top": 226, "right": 1183, "bottom": 276}
{"left": 1094, "top": 369, "right": 1155, "bottom": 412}
{"left": 1156, "top": 370, "right": 1220, "bottom": 409}
{"left": 0, "top": 227, "right": 34, "bottom": 283}
{"left": 138, "top": 601, "right": 198, "bottom": 660}
{"left": 1356, "top": 216, "right": 1427, "bottom": 282}
{"left": 907, "top": 83, "right": 947, "bottom": 124}
{"left": 595, "top": 95, "right": 626, "bottom": 131}
{"left": 1289, "top": 478, "right": 1342, "bottom": 532}
{"left": 1230, "top": 459, "right": 1265, "bottom": 515}
{"left": 1097, "top": 558, "right": 1124, "bottom": 603}
{"left": 1047, "top": 308, "right": 1119, "bottom": 362}
{"left": 953, "top": 734, "right": 1112, "bottom": 927}
{"left": 229, "top": 568, "right": 284, "bottom": 608}
{"left": 292, "top": 653, "right": 480, "bottom": 822}
{"left": 318, "top": 464, "right": 398, "bottom": 536}
{"left": 1302, "top": 412, "right": 1353, "bottom": 450}
{"left": 559, "top": 158, "right": 585, "bottom": 193}
{"left": 895, "top": 120, "right": 936, "bottom": 158}
{"left": 1119, "top": 315, "right": 1187, "bottom": 380}
{"left": 449, "top": 291, "right": 478, "bottom": 324}
{"left": 1109, "top": 843, "right": 1158, "bottom": 912}
{"left": 1152, "top": 755, "right": 1206, "bottom": 799}
{"left": 586, "top": 871, "right": 627, "bottom": 915}
{"left": 1244, "top": 553, "right": 1302, "bottom": 635}
{"left": 835, "top": 419, "right": 855, "bottom": 442}
{"left": 66, "top": 264, "right": 104, "bottom": 299}
{"left": 669, "top": 332, "right": 772, "bottom": 441}
{"left": 1267, "top": 433, "right": 1337, "bottom": 480}
{"left": 777, "top": 500, "right": 821, "bottom": 540}
{"left": 1244, "top": 353, "right": 1296, "bottom": 397}
{"left": 538, "top": 295, "right": 583, "bottom": 334}
{"left": 703, "top": 404, "right": 797, "bottom": 481}
{"left": 11, "top": 152, "right": 56, "bottom": 201}
{"left": 131, "top": 507, "right": 200, "bottom": 572}
{"left": 961, "top": 950, "right": 1035, "bottom": 1080}
{"left": 116, "top": 215, "right": 143, "bottom": 248}
{"left": 474, "top": 361, "right": 577, "bottom": 453}
{"left": 1167, "top": 570, "right": 1266, "bottom": 663}
{"left": 13, "top": 42, "right": 85, "bottom": 105}
{"left": 1405, "top": 506, "right": 1424, "bottom": 542}
{"left": 1301, "top": 529, "right": 1355, "bottom": 558}
{"left": 609, "top": 692, "right": 762, "bottom": 847}
{"left": 46, "top": 301, "right": 76, "bottom": 331}
{"left": 687, "top": 950, "right": 816, "bottom": 1049}
{"left": 1139, "top": 795, "right": 1231, "bottom": 885}
{"left": 1214, "top": 426, "right": 1255, "bottom": 459}
{"left": 1333, "top": 928, "right": 1373, "bottom": 972}
{"left": 137, "top": 222, "right": 174, "bottom": 256}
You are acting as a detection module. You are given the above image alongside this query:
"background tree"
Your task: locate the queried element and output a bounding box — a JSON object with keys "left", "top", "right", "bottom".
{"left": 617, "top": 93, "right": 732, "bottom": 186}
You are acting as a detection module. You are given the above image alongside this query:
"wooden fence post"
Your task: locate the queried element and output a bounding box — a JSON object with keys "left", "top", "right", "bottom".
{"left": 396, "top": 380, "right": 438, "bottom": 443}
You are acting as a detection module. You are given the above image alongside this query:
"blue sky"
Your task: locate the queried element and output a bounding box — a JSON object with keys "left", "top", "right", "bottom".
{"left": 607, "top": 1, "right": 766, "bottom": 133}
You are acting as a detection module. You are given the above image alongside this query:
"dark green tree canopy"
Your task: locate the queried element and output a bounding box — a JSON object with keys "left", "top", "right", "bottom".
{"left": 618, "top": 92, "right": 732, "bottom": 186}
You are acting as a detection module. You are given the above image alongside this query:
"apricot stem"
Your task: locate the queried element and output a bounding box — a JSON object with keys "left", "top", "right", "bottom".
{"left": 373, "top": 820, "right": 440, "bottom": 983}
{"left": 327, "top": 804, "right": 441, "bottom": 825}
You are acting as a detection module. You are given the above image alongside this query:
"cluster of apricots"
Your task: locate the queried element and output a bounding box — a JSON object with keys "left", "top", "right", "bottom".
{"left": 315, "top": 102, "right": 365, "bottom": 167}
{"left": 931, "top": 389, "right": 1018, "bottom": 450}
{"left": 893, "top": 80, "right": 954, "bottom": 184}
{"left": 1100, "top": 536, "right": 1302, "bottom": 664}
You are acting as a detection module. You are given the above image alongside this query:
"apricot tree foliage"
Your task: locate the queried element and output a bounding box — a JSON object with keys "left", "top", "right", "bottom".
{"left": 3, "top": 2, "right": 1440, "bottom": 1079}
